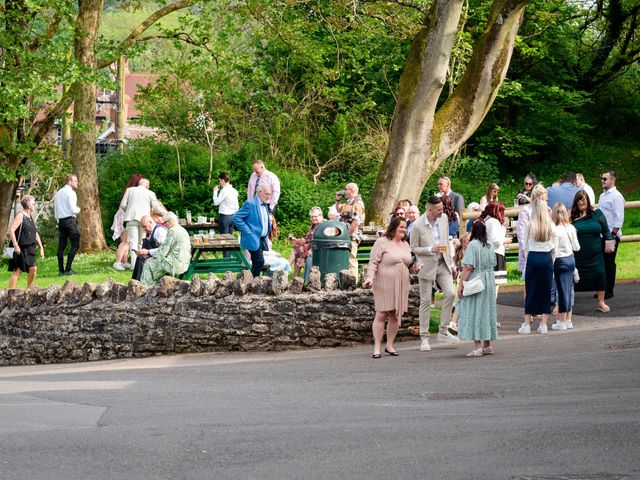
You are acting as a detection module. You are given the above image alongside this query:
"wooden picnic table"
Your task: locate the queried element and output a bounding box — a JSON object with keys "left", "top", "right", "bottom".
{"left": 181, "top": 221, "right": 218, "bottom": 232}
{"left": 181, "top": 234, "right": 250, "bottom": 280}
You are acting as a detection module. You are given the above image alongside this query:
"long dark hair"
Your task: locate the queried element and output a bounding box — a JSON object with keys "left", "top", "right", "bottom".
{"left": 385, "top": 216, "right": 406, "bottom": 240}
{"left": 570, "top": 190, "right": 593, "bottom": 221}
{"left": 441, "top": 194, "right": 457, "bottom": 224}
{"left": 470, "top": 220, "right": 489, "bottom": 247}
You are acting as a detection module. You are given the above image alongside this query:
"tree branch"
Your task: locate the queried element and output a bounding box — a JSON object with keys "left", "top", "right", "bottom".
{"left": 432, "top": 0, "right": 530, "bottom": 165}
{"left": 96, "top": 0, "right": 194, "bottom": 69}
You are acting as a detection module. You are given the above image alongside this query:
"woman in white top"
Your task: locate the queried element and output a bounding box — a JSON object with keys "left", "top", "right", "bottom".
{"left": 478, "top": 201, "right": 509, "bottom": 288}
{"left": 516, "top": 184, "right": 547, "bottom": 274}
{"left": 479, "top": 183, "right": 500, "bottom": 211}
{"left": 550, "top": 203, "right": 580, "bottom": 330}
{"left": 519, "top": 198, "right": 557, "bottom": 335}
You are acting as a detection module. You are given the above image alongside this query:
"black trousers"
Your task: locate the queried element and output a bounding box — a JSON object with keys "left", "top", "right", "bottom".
{"left": 249, "top": 236, "right": 269, "bottom": 277}
{"left": 603, "top": 235, "right": 620, "bottom": 295}
{"left": 57, "top": 217, "right": 80, "bottom": 273}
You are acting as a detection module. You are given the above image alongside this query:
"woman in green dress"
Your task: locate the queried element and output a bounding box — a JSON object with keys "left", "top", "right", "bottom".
{"left": 570, "top": 190, "right": 613, "bottom": 313}
{"left": 456, "top": 220, "right": 497, "bottom": 357}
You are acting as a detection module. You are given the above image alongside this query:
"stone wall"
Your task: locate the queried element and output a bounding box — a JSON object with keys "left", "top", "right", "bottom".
{"left": 0, "top": 270, "right": 420, "bottom": 366}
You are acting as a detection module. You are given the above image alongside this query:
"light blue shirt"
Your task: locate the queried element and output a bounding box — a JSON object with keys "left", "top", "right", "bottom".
{"left": 260, "top": 203, "right": 269, "bottom": 238}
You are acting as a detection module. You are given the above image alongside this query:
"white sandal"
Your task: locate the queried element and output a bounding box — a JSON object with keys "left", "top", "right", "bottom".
{"left": 466, "top": 348, "right": 484, "bottom": 357}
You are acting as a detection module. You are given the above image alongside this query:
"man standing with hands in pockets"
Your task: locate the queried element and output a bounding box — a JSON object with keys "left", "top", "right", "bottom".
{"left": 410, "top": 195, "right": 459, "bottom": 352}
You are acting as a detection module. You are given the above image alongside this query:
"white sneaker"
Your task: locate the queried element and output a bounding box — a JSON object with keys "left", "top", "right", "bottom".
{"left": 419, "top": 339, "right": 431, "bottom": 352}
{"left": 518, "top": 323, "right": 531, "bottom": 334}
{"left": 551, "top": 321, "right": 567, "bottom": 331}
{"left": 566, "top": 320, "right": 574, "bottom": 329}
{"left": 123, "top": 262, "right": 132, "bottom": 270}
{"left": 438, "top": 331, "right": 461, "bottom": 343}
{"left": 537, "top": 324, "right": 548, "bottom": 334}
{"left": 113, "top": 262, "right": 126, "bottom": 271}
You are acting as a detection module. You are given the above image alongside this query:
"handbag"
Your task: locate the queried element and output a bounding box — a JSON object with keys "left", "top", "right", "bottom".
{"left": 4, "top": 215, "right": 24, "bottom": 259}
{"left": 604, "top": 239, "right": 616, "bottom": 254}
{"left": 462, "top": 275, "right": 485, "bottom": 296}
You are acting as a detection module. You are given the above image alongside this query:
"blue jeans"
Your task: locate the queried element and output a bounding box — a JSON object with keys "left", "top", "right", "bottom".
{"left": 218, "top": 213, "right": 235, "bottom": 258}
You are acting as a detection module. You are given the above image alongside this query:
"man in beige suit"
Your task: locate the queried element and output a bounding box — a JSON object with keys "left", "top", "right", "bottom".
{"left": 410, "top": 195, "right": 459, "bottom": 352}
{"left": 120, "top": 178, "right": 166, "bottom": 268}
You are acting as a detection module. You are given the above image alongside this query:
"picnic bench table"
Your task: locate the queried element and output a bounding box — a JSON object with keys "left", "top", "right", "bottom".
{"left": 181, "top": 234, "right": 250, "bottom": 280}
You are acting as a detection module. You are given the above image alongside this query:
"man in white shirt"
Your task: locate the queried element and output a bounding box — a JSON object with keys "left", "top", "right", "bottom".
{"left": 410, "top": 195, "right": 459, "bottom": 352}
{"left": 247, "top": 161, "right": 280, "bottom": 212}
{"left": 119, "top": 178, "right": 166, "bottom": 268}
{"left": 575, "top": 173, "right": 595, "bottom": 204}
{"left": 213, "top": 172, "right": 240, "bottom": 258}
{"left": 598, "top": 170, "right": 625, "bottom": 299}
{"left": 53, "top": 174, "right": 81, "bottom": 275}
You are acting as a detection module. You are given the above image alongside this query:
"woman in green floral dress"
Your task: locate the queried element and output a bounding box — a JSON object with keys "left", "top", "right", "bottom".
{"left": 457, "top": 221, "right": 498, "bottom": 357}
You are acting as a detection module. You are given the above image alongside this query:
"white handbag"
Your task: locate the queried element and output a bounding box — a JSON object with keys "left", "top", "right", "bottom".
{"left": 462, "top": 276, "right": 485, "bottom": 296}
{"left": 3, "top": 246, "right": 14, "bottom": 259}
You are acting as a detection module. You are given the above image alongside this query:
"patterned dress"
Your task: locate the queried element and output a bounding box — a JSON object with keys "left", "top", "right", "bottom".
{"left": 365, "top": 237, "right": 413, "bottom": 318}
{"left": 457, "top": 240, "right": 498, "bottom": 341}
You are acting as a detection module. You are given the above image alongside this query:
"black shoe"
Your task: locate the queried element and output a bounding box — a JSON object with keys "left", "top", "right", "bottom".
{"left": 63, "top": 269, "right": 77, "bottom": 275}
{"left": 605, "top": 292, "right": 614, "bottom": 299}
{"left": 384, "top": 348, "right": 399, "bottom": 357}
{"left": 59, "top": 271, "right": 65, "bottom": 276}
{"left": 372, "top": 353, "right": 381, "bottom": 359}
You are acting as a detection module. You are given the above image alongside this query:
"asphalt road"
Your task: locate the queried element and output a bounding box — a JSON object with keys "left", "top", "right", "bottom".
{"left": 1, "top": 316, "right": 639, "bottom": 480}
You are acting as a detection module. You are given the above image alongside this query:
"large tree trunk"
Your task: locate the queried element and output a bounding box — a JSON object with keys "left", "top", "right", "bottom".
{"left": 72, "top": 0, "right": 107, "bottom": 252}
{"left": 0, "top": 180, "right": 17, "bottom": 242}
{"left": 368, "top": 0, "right": 529, "bottom": 224}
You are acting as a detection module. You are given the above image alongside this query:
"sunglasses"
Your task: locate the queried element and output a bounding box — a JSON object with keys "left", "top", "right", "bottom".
{"left": 524, "top": 182, "right": 532, "bottom": 186}
{"left": 601, "top": 177, "right": 609, "bottom": 181}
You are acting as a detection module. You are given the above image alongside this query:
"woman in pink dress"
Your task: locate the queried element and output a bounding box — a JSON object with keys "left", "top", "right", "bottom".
{"left": 364, "top": 217, "right": 421, "bottom": 358}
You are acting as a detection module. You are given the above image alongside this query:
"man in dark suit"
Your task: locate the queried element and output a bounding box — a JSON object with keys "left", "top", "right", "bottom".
{"left": 233, "top": 184, "right": 273, "bottom": 277}
{"left": 437, "top": 176, "right": 465, "bottom": 219}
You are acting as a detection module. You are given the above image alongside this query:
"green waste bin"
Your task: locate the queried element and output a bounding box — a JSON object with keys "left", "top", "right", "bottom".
{"left": 312, "top": 220, "right": 351, "bottom": 282}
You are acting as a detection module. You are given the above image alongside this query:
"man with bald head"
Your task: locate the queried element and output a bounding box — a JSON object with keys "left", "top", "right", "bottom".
{"left": 234, "top": 183, "right": 273, "bottom": 277}
{"left": 120, "top": 178, "right": 167, "bottom": 268}
{"left": 247, "top": 160, "right": 281, "bottom": 212}
{"left": 131, "top": 215, "right": 168, "bottom": 281}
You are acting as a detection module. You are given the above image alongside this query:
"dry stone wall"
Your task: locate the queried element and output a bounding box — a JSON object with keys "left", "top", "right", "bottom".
{"left": 0, "top": 271, "right": 420, "bottom": 366}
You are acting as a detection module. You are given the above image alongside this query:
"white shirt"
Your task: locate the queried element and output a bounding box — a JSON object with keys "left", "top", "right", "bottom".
{"left": 54, "top": 184, "right": 80, "bottom": 220}
{"left": 582, "top": 183, "right": 596, "bottom": 204}
{"left": 425, "top": 215, "right": 441, "bottom": 256}
{"left": 149, "top": 225, "right": 169, "bottom": 257}
{"left": 598, "top": 187, "right": 625, "bottom": 237}
{"left": 524, "top": 220, "right": 557, "bottom": 257}
{"left": 213, "top": 184, "right": 239, "bottom": 215}
{"left": 485, "top": 216, "right": 506, "bottom": 256}
{"left": 554, "top": 224, "right": 580, "bottom": 258}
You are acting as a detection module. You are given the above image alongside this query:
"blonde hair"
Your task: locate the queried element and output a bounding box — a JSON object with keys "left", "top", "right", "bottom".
{"left": 529, "top": 199, "right": 553, "bottom": 242}
{"left": 551, "top": 203, "right": 571, "bottom": 226}
{"left": 530, "top": 183, "right": 546, "bottom": 202}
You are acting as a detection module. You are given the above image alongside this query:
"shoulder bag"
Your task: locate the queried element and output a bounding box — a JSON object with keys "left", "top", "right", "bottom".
{"left": 4, "top": 215, "right": 24, "bottom": 259}
{"left": 462, "top": 275, "right": 485, "bottom": 296}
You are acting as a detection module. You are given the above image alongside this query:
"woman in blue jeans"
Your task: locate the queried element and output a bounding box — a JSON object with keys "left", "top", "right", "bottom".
{"left": 551, "top": 203, "right": 580, "bottom": 330}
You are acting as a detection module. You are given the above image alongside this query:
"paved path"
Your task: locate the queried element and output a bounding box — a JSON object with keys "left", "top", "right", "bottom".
{"left": 0, "top": 286, "right": 639, "bottom": 479}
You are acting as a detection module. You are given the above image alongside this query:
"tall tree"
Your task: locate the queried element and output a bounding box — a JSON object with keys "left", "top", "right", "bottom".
{"left": 0, "top": 0, "right": 197, "bottom": 248}
{"left": 368, "top": 0, "right": 530, "bottom": 222}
